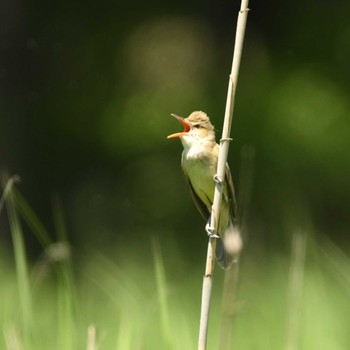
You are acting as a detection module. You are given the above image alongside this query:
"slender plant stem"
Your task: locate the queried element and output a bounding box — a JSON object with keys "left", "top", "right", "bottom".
{"left": 218, "top": 260, "right": 240, "bottom": 350}
{"left": 197, "top": 2, "right": 249, "bottom": 349}
{"left": 285, "top": 233, "right": 307, "bottom": 350}
{"left": 198, "top": 238, "right": 217, "bottom": 350}
{"left": 87, "top": 324, "right": 98, "bottom": 350}
{"left": 2, "top": 173, "right": 33, "bottom": 348}
{"left": 0, "top": 174, "right": 20, "bottom": 214}
{"left": 152, "top": 238, "right": 172, "bottom": 348}
{"left": 218, "top": 145, "right": 255, "bottom": 349}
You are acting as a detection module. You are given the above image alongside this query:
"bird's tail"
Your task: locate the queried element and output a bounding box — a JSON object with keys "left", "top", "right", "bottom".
{"left": 215, "top": 222, "right": 242, "bottom": 269}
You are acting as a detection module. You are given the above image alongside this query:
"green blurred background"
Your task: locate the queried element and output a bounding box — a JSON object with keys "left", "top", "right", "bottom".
{"left": 1, "top": 0, "right": 350, "bottom": 348}
{"left": 2, "top": 0, "right": 350, "bottom": 256}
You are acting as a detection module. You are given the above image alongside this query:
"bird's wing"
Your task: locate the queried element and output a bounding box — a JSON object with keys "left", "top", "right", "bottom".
{"left": 225, "top": 163, "right": 237, "bottom": 222}
{"left": 182, "top": 170, "right": 210, "bottom": 220}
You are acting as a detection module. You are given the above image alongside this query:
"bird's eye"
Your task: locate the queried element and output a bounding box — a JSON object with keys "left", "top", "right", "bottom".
{"left": 193, "top": 124, "right": 200, "bottom": 128}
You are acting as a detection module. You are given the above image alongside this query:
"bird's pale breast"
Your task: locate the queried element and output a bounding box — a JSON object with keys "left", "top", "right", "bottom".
{"left": 181, "top": 142, "right": 218, "bottom": 211}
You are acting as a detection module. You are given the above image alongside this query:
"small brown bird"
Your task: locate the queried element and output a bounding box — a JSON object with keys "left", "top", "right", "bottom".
{"left": 167, "top": 111, "right": 242, "bottom": 269}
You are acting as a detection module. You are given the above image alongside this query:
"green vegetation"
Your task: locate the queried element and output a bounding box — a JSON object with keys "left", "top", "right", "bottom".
{"left": 1, "top": 184, "right": 350, "bottom": 349}
{"left": 1, "top": 1, "right": 350, "bottom": 348}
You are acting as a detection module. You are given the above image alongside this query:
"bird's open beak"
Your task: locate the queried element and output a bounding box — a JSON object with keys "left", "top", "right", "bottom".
{"left": 167, "top": 114, "right": 191, "bottom": 139}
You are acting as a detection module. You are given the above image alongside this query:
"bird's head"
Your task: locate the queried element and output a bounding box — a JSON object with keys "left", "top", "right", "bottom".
{"left": 167, "top": 111, "right": 216, "bottom": 147}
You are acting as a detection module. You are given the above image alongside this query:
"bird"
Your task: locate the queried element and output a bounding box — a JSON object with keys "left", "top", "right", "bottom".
{"left": 167, "top": 111, "right": 242, "bottom": 269}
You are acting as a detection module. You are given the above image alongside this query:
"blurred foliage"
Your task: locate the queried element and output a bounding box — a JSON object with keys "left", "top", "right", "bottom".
{"left": 1, "top": 214, "right": 350, "bottom": 349}
{"left": 1, "top": 0, "right": 350, "bottom": 255}
{"left": 1, "top": 0, "right": 350, "bottom": 346}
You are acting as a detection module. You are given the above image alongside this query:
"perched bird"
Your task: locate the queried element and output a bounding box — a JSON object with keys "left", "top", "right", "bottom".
{"left": 167, "top": 111, "right": 242, "bottom": 269}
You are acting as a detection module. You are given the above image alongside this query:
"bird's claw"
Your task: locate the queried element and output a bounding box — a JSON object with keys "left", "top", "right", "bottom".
{"left": 213, "top": 174, "right": 223, "bottom": 184}
{"left": 205, "top": 222, "right": 220, "bottom": 239}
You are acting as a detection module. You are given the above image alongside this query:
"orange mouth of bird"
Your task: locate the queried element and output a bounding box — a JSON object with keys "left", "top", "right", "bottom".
{"left": 167, "top": 114, "right": 191, "bottom": 139}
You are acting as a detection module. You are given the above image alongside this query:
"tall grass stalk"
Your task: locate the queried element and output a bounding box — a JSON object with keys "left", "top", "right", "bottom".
{"left": 51, "top": 197, "right": 76, "bottom": 350}
{"left": 115, "top": 314, "right": 133, "bottom": 350}
{"left": 2, "top": 175, "right": 32, "bottom": 349}
{"left": 198, "top": 1, "right": 249, "bottom": 349}
{"left": 3, "top": 177, "right": 77, "bottom": 350}
{"left": 218, "top": 262, "right": 240, "bottom": 350}
{"left": 87, "top": 325, "right": 98, "bottom": 350}
{"left": 285, "top": 232, "right": 307, "bottom": 350}
{"left": 0, "top": 175, "right": 20, "bottom": 214}
{"left": 152, "top": 238, "right": 172, "bottom": 348}
{"left": 4, "top": 325, "right": 22, "bottom": 350}
{"left": 318, "top": 235, "right": 350, "bottom": 294}
{"left": 55, "top": 255, "right": 76, "bottom": 350}
{"left": 218, "top": 145, "right": 255, "bottom": 349}
{"left": 12, "top": 188, "right": 52, "bottom": 247}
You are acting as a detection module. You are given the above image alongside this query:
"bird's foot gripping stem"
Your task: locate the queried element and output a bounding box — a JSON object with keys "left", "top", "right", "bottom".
{"left": 213, "top": 174, "right": 223, "bottom": 184}
{"left": 205, "top": 218, "right": 220, "bottom": 239}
